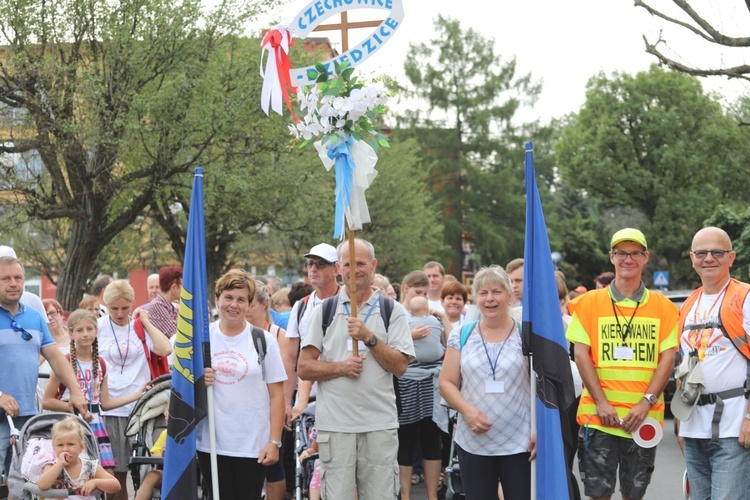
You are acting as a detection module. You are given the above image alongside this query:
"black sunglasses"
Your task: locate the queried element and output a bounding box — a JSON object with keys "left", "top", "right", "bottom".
{"left": 305, "top": 260, "right": 331, "bottom": 270}
{"left": 10, "top": 320, "right": 32, "bottom": 341}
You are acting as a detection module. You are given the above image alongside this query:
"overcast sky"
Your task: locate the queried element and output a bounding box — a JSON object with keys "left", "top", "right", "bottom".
{"left": 260, "top": 0, "right": 750, "bottom": 123}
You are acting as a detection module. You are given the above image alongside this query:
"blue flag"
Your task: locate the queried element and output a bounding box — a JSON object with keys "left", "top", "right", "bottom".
{"left": 521, "top": 142, "right": 576, "bottom": 500}
{"left": 163, "top": 168, "right": 210, "bottom": 500}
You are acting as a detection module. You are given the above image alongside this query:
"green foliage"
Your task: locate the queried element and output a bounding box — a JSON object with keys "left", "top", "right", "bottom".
{"left": 399, "top": 15, "right": 541, "bottom": 276}
{"left": 556, "top": 65, "right": 750, "bottom": 285}
{"left": 357, "top": 138, "right": 447, "bottom": 282}
{"left": 0, "top": 0, "right": 276, "bottom": 308}
{"left": 293, "top": 60, "right": 390, "bottom": 150}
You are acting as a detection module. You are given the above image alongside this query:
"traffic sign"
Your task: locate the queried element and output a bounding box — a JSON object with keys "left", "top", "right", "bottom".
{"left": 654, "top": 271, "right": 669, "bottom": 287}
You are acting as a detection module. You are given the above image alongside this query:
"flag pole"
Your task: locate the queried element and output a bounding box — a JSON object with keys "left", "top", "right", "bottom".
{"left": 205, "top": 344, "right": 220, "bottom": 500}
{"left": 530, "top": 354, "right": 537, "bottom": 500}
{"left": 349, "top": 227, "right": 358, "bottom": 356}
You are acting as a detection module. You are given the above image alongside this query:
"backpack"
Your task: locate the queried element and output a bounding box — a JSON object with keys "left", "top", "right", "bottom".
{"left": 459, "top": 320, "right": 479, "bottom": 350}
{"left": 319, "top": 294, "right": 400, "bottom": 412}
{"left": 251, "top": 325, "right": 268, "bottom": 381}
{"left": 296, "top": 294, "right": 312, "bottom": 324}
{"left": 294, "top": 294, "right": 313, "bottom": 371}
{"left": 134, "top": 317, "right": 170, "bottom": 380}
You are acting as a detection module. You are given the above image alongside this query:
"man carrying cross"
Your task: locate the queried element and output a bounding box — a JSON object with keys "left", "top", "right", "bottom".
{"left": 298, "top": 238, "right": 414, "bottom": 499}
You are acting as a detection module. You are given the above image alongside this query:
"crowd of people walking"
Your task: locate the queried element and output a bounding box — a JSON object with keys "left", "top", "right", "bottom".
{"left": 2, "top": 224, "right": 750, "bottom": 500}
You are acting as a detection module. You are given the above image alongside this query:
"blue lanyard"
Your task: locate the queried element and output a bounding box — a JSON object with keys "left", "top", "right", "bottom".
{"left": 478, "top": 320, "right": 516, "bottom": 380}
{"left": 76, "top": 360, "right": 94, "bottom": 408}
{"left": 109, "top": 317, "right": 131, "bottom": 374}
{"left": 342, "top": 299, "right": 379, "bottom": 324}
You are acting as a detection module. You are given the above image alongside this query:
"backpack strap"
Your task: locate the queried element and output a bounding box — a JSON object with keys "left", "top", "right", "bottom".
{"left": 251, "top": 326, "right": 267, "bottom": 381}
{"left": 379, "top": 295, "right": 394, "bottom": 330}
{"left": 133, "top": 317, "right": 153, "bottom": 368}
{"left": 459, "top": 320, "right": 479, "bottom": 350}
{"left": 321, "top": 295, "right": 340, "bottom": 336}
{"left": 297, "top": 294, "right": 312, "bottom": 324}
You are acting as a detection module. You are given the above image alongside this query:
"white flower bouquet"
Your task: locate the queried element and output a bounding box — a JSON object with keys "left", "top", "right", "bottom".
{"left": 289, "top": 61, "right": 390, "bottom": 151}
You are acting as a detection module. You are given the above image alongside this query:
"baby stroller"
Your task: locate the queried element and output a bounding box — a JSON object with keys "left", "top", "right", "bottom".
{"left": 125, "top": 374, "right": 206, "bottom": 500}
{"left": 125, "top": 374, "right": 171, "bottom": 498}
{"left": 7, "top": 412, "right": 101, "bottom": 499}
{"left": 293, "top": 402, "right": 317, "bottom": 500}
{"left": 442, "top": 410, "right": 464, "bottom": 500}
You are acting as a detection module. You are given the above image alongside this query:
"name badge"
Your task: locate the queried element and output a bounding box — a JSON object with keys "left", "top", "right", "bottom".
{"left": 485, "top": 380, "right": 505, "bottom": 394}
{"left": 614, "top": 346, "right": 634, "bottom": 360}
{"left": 348, "top": 339, "right": 367, "bottom": 352}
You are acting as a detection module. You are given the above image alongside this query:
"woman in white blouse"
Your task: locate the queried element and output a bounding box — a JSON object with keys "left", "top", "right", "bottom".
{"left": 439, "top": 266, "right": 536, "bottom": 499}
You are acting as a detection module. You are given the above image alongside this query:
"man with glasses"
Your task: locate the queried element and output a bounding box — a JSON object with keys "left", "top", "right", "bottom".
{"left": 0, "top": 256, "right": 89, "bottom": 498}
{"left": 284, "top": 244, "right": 341, "bottom": 411}
{"left": 672, "top": 227, "right": 750, "bottom": 498}
{"left": 567, "top": 228, "right": 678, "bottom": 500}
{"left": 298, "top": 238, "right": 413, "bottom": 499}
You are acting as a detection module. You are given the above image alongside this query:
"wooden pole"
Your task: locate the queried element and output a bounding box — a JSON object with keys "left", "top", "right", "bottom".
{"left": 348, "top": 227, "right": 358, "bottom": 356}
{"left": 314, "top": 12, "right": 384, "bottom": 357}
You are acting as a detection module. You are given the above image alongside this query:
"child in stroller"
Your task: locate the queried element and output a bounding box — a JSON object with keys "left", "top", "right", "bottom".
{"left": 292, "top": 380, "right": 318, "bottom": 500}
{"left": 7, "top": 412, "right": 111, "bottom": 499}
{"left": 37, "top": 416, "right": 119, "bottom": 497}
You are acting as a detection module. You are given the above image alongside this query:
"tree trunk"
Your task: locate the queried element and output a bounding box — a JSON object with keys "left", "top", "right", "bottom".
{"left": 55, "top": 218, "right": 107, "bottom": 311}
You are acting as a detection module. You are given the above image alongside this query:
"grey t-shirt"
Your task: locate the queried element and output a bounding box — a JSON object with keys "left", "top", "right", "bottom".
{"left": 408, "top": 315, "right": 444, "bottom": 363}
{"left": 302, "top": 288, "right": 415, "bottom": 433}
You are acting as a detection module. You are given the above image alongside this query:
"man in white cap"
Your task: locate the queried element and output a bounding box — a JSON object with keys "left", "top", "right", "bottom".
{"left": 566, "top": 228, "right": 678, "bottom": 500}
{"left": 673, "top": 226, "right": 750, "bottom": 498}
{"left": 284, "top": 244, "right": 340, "bottom": 415}
{"left": 0, "top": 246, "right": 48, "bottom": 322}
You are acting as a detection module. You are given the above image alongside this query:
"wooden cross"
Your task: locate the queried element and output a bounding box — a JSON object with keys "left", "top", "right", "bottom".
{"left": 313, "top": 12, "right": 384, "bottom": 52}
{"left": 313, "top": 11, "right": 383, "bottom": 356}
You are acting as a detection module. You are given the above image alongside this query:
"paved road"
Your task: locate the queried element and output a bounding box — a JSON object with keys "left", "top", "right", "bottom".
{"left": 411, "top": 416, "right": 687, "bottom": 499}
{"left": 122, "top": 417, "right": 686, "bottom": 499}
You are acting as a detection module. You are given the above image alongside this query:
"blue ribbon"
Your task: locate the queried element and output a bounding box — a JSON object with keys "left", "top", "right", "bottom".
{"left": 327, "top": 135, "right": 356, "bottom": 239}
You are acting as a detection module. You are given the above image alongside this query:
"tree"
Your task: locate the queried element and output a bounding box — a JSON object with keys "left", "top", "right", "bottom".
{"left": 634, "top": 0, "right": 750, "bottom": 82}
{"left": 556, "top": 65, "right": 750, "bottom": 284}
{"left": 226, "top": 137, "right": 448, "bottom": 287}
{"left": 400, "top": 15, "right": 541, "bottom": 277}
{"left": 355, "top": 138, "right": 447, "bottom": 282}
{"left": 0, "top": 0, "right": 272, "bottom": 309}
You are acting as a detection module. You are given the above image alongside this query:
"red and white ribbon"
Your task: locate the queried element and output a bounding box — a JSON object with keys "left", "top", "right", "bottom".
{"left": 260, "top": 25, "right": 297, "bottom": 119}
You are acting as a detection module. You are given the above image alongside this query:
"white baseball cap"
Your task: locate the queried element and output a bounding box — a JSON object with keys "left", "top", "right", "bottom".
{"left": 304, "top": 243, "right": 338, "bottom": 264}
{"left": 0, "top": 246, "right": 17, "bottom": 258}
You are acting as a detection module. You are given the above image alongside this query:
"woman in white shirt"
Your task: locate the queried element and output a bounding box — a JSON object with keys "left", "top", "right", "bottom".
{"left": 199, "top": 269, "right": 286, "bottom": 500}
{"left": 439, "top": 266, "right": 536, "bottom": 500}
{"left": 97, "top": 280, "right": 171, "bottom": 500}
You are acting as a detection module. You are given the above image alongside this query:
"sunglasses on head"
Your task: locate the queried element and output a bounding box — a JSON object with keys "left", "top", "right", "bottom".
{"left": 10, "top": 320, "right": 32, "bottom": 341}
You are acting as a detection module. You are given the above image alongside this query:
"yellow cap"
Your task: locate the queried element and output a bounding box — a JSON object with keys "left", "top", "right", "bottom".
{"left": 610, "top": 228, "right": 647, "bottom": 250}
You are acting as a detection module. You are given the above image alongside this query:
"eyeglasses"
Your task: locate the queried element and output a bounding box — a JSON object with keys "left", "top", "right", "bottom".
{"left": 611, "top": 251, "right": 647, "bottom": 262}
{"left": 46, "top": 309, "right": 60, "bottom": 317}
{"left": 10, "top": 320, "right": 32, "bottom": 341}
{"left": 305, "top": 260, "right": 330, "bottom": 270}
{"left": 691, "top": 249, "right": 731, "bottom": 260}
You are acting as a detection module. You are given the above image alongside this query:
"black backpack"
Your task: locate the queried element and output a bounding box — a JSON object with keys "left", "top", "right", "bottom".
{"left": 251, "top": 326, "right": 267, "bottom": 381}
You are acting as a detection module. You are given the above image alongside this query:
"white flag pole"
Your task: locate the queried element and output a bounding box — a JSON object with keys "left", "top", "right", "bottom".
{"left": 207, "top": 385, "right": 220, "bottom": 500}
{"left": 530, "top": 354, "right": 537, "bottom": 500}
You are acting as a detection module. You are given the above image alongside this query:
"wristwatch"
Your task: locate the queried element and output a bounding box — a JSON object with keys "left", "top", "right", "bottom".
{"left": 644, "top": 393, "right": 658, "bottom": 406}
{"left": 366, "top": 336, "right": 378, "bottom": 348}
{"left": 269, "top": 439, "right": 282, "bottom": 449}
